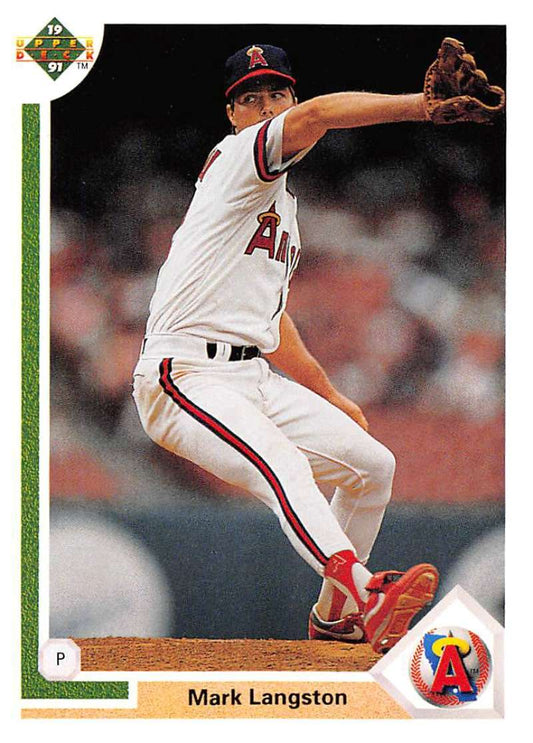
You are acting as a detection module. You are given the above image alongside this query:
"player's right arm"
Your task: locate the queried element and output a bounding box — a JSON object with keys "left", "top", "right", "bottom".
{"left": 282, "top": 92, "right": 427, "bottom": 158}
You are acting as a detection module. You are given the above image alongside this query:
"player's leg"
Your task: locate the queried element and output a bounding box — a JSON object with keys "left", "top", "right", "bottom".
{"left": 133, "top": 357, "right": 355, "bottom": 576}
{"left": 263, "top": 367, "right": 396, "bottom": 566}
{"left": 262, "top": 367, "right": 438, "bottom": 650}
{"left": 310, "top": 445, "right": 394, "bottom": 624}
{"left": 265, "top": 378, "right": 395, "bottom": 625}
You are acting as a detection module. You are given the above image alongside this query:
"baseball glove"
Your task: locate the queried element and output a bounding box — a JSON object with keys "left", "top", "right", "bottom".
{"left": 424, "top": 37, "right": 505, "bottom": 125}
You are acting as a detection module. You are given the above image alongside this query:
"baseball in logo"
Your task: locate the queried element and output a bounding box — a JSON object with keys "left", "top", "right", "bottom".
{"left": 409, "top": 626, "right": 492, "bottom": 707}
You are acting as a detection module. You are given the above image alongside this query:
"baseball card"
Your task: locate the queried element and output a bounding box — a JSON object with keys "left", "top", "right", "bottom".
{"left": 5, "top": 0, "right": 525, "bottom": 733}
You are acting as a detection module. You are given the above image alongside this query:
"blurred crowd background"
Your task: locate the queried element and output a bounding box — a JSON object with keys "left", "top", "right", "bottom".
{"left": 49, "top": 25, "right": 505, "bottom": 643}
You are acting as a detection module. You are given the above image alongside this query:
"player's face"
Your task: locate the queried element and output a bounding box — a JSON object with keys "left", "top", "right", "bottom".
{"left": 227, "top": 84, "right": 296, "bottom": 133}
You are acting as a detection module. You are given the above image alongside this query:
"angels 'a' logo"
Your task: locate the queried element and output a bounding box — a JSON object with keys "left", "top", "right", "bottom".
{"left": 247, "top": 45, "right": 268, "bottom": 69}
{"left": 409, "top": 627, "right": 492, "bottom": 707}
{"left": 244, "top": 201, "right": 300, "bottom": 273}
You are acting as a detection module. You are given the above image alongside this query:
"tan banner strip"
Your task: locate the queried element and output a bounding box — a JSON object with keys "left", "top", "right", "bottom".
{"left": 22, "top": 681, "right": 409, "bottom": 719}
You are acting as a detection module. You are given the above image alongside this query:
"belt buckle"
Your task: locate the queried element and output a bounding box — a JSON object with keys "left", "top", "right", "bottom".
{"left": 207, "top": 343, "right": 259, "bottom": 361}
{"left": 229, "top": 345, "right": 243, "bottom": 362}
{"left": 243, "top": 346, "right": 259, "bottom": 361}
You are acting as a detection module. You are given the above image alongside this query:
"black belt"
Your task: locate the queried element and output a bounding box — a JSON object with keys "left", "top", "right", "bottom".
{"left": 206, "top": 342, "right": 261, "bottom": 361}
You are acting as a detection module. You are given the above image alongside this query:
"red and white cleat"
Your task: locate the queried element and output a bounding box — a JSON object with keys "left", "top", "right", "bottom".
{"left": 363, "top": 564, "right": 439, "bottom": 654}
{"left": 308, "top": 605, "right": 366, "bottom": 643}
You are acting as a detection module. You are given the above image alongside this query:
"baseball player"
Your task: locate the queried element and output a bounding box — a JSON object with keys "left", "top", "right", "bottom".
{"left": 133, "top": 42, "right": 503, "bottom": 652}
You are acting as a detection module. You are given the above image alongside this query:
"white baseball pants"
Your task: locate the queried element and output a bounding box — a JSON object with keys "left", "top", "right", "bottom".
{"left": 132, "top": 350, "right": 395, "bottom": 576}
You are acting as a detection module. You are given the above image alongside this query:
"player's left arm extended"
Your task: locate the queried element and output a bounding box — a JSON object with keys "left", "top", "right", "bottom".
{"left": 282, "top": 91, "right": 427, "bottom": 157}
{"left": 265, "top": 312, "right": 369, "bottom": 431}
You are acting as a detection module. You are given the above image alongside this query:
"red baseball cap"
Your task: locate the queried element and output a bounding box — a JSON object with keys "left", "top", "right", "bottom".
{"left": 224, "top": 44, "right": 296, "bottom": 98}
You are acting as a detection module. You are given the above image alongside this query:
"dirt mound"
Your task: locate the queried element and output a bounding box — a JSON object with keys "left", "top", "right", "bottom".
{"left": 75, "top": 637, "right": 381, "bottom": 672}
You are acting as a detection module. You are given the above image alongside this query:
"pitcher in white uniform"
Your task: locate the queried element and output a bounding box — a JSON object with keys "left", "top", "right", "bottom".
{"left": 133, "top": 43, "right": 439, "bottom": 653}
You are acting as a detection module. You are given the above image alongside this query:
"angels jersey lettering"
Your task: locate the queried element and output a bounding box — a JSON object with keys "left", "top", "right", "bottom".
{"left": 146, "top": 109, "right": 310, "bottom": 353}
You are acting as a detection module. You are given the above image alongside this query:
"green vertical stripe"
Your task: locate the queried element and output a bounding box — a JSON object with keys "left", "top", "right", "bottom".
{"left": 21, "top": 103, "right": 40, "bottom": 697}
{"left": 20, "top": 103, "right": 128, "bottom": 700}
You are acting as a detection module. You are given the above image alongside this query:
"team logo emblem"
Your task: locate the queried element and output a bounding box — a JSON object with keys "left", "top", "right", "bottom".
{"left": 244, "top": 201, "right": 299, "bottom": 268}
{"left": 246, "top": 45, "right": 268, "bottom": 69}
{"left": 409, "top": 626, "right": 492, "bottom": 707}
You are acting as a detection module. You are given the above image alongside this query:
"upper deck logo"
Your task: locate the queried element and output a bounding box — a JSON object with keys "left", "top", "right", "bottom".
{"left": 16, "top": 17, "right": 93, "bottom": 80}
{"left": 409, "top": 626, "right": 492, "bottom": 707}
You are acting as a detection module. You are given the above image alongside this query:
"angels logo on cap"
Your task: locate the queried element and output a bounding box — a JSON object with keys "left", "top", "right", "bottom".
{"left": 246, "top": 45, "right": 268, "bottom": 69}
{"left": 224, "top": 43, "right": 296, "bottom": 98}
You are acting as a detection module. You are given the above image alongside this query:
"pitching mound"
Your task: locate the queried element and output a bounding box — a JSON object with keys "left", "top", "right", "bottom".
{"left": 75, "top": 637, "right": 381, "bottom": 672}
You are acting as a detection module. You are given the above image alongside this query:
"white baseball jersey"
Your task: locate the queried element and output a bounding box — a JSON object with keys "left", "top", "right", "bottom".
{"left": 145, "top": 108, "right": 312, "bottom": 353}
{"left": 134, "top": 105, "right": 396, "bottom": 591}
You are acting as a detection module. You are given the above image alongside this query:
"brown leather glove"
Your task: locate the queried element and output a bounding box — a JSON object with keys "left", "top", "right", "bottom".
{"left": 424, "top": 37, "right": 505, "bottom": 124}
